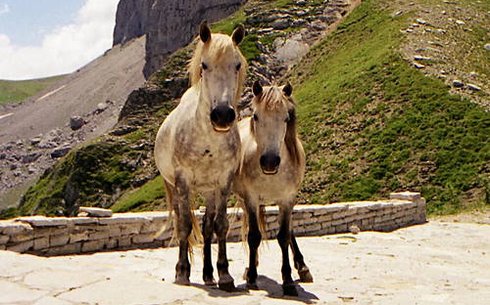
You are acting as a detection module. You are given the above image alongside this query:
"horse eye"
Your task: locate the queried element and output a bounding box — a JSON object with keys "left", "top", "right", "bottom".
{"left": 202, "top": 62, "right": 208, "bottom": 70}
{"left": 253, "top": 114, "right": 258, "bottom": 121}
{"left": 236, "top": 63, "right": 241, "bottom": 71}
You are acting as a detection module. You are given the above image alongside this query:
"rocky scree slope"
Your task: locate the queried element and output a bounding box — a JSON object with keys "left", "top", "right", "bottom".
{"left": 9, "top": 0, "right": 355, "bottom": 218}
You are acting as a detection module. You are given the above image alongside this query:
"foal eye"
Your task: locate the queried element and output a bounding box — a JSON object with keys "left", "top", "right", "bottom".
{"left": 202, "top": 62, "right": 208, "bottom": 70}
{"left": 253, "top": 114, "right": 258, "bottom": 121}
{"left": 236, "top": 63, "right": 241, "bottom": 71}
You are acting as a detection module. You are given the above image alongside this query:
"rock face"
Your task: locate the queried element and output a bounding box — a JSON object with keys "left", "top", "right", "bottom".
{"left": 113, "top": 0, "right": 246, "bottom": 78}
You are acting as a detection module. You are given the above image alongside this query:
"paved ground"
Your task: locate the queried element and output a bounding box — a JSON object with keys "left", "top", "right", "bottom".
{"left": 1, "top": 221, "right": 489, "bottom": 305}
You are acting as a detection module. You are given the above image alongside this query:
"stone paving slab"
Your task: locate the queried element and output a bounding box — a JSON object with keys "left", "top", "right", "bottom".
{"left": 0, "top": 221, "right": 489, "bottom": 305}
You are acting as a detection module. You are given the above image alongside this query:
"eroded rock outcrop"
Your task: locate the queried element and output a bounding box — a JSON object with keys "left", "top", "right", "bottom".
{"left": 113, "top": 0, "right": 246, "bottom": 78}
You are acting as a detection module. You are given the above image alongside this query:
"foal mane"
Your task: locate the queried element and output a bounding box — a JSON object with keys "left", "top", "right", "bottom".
{"left": 188, "top": 33, "right": 247, "bottom": 103}
{"left": 252, "top": 86, "right": 302, "bottom": 166}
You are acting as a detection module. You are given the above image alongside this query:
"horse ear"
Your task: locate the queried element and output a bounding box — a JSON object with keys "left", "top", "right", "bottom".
{"left": 283, "top": 82, "right": 293, "bottom": 97}
{"left": 253, "top": 81, "right": 263, "bottom": 97}
{"left": 200, "top": 21, "right": 211, "bottom": 43}
{"left": 232, "top": 24, "right": 245, "bottom": 45}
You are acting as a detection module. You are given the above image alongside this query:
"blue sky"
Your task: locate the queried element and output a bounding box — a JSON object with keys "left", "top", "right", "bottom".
{"left": 0, "top": 1, "right": 84, "bottom": 46}
{"left": 0, "top": 0, "right": 119, "bottom": 80}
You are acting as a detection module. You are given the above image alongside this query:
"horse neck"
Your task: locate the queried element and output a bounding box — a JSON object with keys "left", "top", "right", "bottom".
{"left": 194, "top": 85, "right": 213, "bottom": 131}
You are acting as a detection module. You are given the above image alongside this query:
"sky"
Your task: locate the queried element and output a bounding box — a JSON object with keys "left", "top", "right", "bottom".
{"left": 0, "top": 0, "right": 120, "bottom": 80}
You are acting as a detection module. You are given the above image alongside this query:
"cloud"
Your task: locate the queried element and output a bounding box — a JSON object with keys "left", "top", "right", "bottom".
{"left": 0, "top": 0, "right": 119, "bottom": 80}
{"left": 0, "top": 3, "right": 9, "bottom": 15}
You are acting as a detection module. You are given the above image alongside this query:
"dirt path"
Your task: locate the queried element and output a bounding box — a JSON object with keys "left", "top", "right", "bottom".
{"left": 1, "top": 221, "right": 489, "bottom": 304}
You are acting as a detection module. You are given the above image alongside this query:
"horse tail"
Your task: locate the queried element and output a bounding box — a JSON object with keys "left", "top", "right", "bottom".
{"left": 258, "top": 205, "right": 267, "bottom": 240}
{"left": 154, "top": 179, "right": 175, "bottom": 244}
{"left": 187, "top": 207, "right": 203, "bottom": 259}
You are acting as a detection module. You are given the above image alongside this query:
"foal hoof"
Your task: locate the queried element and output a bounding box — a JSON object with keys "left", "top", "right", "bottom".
{"left": 203, "top": 277, "right": 217, "bottom": 286}
{"left": 298, "top": 268, "right": 314, "bottom": 283}
{"left": 282, "top": 283, "right": 298, "bottom": 296}
{"left": 246, "top": 282, "right": 259, "bottom": 290}
{"left": 218, "top": 275, "right": 235, "bottom": 292}
{"left": 175, "top": 275, "right": 190, "bottom": 286}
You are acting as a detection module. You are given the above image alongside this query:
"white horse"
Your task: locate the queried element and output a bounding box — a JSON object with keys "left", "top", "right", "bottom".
{"left": 233, "top": 81, "right": 313, "bottom": 296}
{"left": 154, "top": 22, "right": 247, "bottom": 291}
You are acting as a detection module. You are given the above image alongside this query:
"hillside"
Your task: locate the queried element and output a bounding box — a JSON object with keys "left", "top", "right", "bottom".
{"left": 7, "top": 0, "right": 489, "bottom": 219}
{"left": 0, "top": 75, "right": 65, "bottom": 106}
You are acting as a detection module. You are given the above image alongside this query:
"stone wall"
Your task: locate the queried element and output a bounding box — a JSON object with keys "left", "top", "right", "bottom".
{"left": 113, "top": 0, "right": 246, "bottom": 78}
{"left": 0, "top": 192, "right": 426, "bottom": 256}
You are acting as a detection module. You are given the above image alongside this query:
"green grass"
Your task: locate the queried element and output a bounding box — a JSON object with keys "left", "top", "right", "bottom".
{"left": 290, "top": 0, "right": 490, "bottom": 214}
{"left": 0, "top": 75, "right": 64, "bottom": 105}
{"left": 112, "top": 176, "right": 165, "bottom": 213}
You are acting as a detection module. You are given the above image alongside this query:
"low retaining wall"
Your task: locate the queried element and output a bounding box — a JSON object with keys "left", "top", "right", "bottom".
{"left": 0, "top": 192, "right": 426, "bottom": 256}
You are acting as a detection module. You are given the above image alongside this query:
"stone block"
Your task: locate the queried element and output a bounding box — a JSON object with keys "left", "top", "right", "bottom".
{"left": 45, "top": 243, "right": 82, "bottom": 256}
{"left": 390, "top": 191, "right": 421, "bottom": 202}
{"left": 141, "top": 221, "right": 165, "bottom": 234}
{"left": 106, "top": 238, "right": 118, "bottom": 249}
{"left": 2, "top": 223, "right": 33, "bottom": 235}
{"left": 73, "top": 217, "right": 99, "bottom": 225}
{"left": 335, "top": 224, "right": 348, "bottom": 233}
{"left": 33, "top": 237, "right": 49, "bottom": 250}
{"left": 118, "top": 237, "right": 132, "bottom": 248}
{"left": 155, "top": 229, "right": 173, "bottom": 241}
{"left": 7, "top": 240, "right": 33, "bottom": 253}
{"left": 0, "top": 235, "right": 9, "bottom": 245}
{"left": 82, "top": 240, "right": 106, "bottom": 253}
{"left": 132, "top": 234, "right": 155, "bottom": 244}
{"left": 89, "top": 230, "right": 110, "bottom": 241}
{"left": 50, "top": 234, "right": 70, "bottom": 247}
{"left": 332, "top": 211, "right": 346, "bottom": 220}
{"left": 70, "top": 232, "right": 89, "bottom": 243}
{"left": 99, "top": 214, "right": 146, "bottom": 225}
{"left": 120, "top": 224, "right": 142, "bottom": 235}
{"left": 0, "top": 245, "right": 5, "bottom": 250}
{"left": 17, "top": 216, "right": 69, "bottom": 227}
{"left": 79, "top": 207, "right": 113, "bottom": 217}
{"left": 318, "top": 214, "right": 333, "bottom": 222}
{"left": 9, "top": 232, "right": 34, "bottom": 243}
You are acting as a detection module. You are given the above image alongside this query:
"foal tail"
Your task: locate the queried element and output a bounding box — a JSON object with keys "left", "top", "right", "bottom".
{"left": 240, "top": 203, "right": 268, "bottom": 243}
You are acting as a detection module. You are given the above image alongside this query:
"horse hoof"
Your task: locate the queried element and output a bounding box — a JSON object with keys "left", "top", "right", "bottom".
{"left": 218, "top": 275, "right": 235, "bottom": 292}
{"left": 175, "top": 276, "right": 190, "bottom": 286}
{"left": 299, "top": 268, "right": 314, "bottom": 283}
{"left": 283, "top": 283, "right": 298, "bottom": 296}
{"left": 246, "top": 282, "right": 259, "bottom": 290}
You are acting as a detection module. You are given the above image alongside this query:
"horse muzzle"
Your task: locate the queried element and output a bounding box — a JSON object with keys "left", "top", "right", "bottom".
{"left": 210, "top": 105, "right": 236, "bottom": 132}
{"left": 260, "top": 154, "right": 281, "bottom": 175}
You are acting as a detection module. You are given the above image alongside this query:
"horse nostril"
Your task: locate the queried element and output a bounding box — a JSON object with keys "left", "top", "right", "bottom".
{"left": 210, "top": 105, "right": 236, "bottom": 127}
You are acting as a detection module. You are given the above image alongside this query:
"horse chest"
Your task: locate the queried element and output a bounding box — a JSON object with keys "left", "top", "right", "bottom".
{"left": 175, "top": 129, "right": 239, "bottom": 190}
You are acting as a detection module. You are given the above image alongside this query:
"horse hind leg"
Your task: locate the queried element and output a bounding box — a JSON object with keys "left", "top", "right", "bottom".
{"left": 277, "top": 204, "right": 298, "bottom": 296}
{"left": 202, "top": 192, "right": 217, "bottom": 286}
{"left": 290, "top": 231, "right": 313, "bottom": 283}
{"left": 244, "top": 202, "right": 262, "bottom": 290}
{"left": 214, "top": 187, "right": 235, "bottom": 292}
{"left": 172, "top": 176, "right": 193, "bottom": 285}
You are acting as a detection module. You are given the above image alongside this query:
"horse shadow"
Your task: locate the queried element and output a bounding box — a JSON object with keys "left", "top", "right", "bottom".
{"left": 190, "top": 275, "right": 319, "bottom": 304}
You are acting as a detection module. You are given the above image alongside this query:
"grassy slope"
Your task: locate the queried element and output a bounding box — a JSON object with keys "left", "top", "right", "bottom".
{"left": 290, "top": 0, "right": 489, "bottom": 214}
{"left": 0, "top": 75, "right": 64, "bottom": 105}
{"left": 7, "top": 0, "right": 489, "bottom": 219}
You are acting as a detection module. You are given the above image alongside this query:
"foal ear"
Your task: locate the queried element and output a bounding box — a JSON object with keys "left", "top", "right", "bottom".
{"left": 232, "top": 24, "right": 245, "bottom": 45}
{"left": 253, "top": 81, "right": 263, "bottom": 97}
{"left": 283, "top": 82, "right": 293, "bottom": 97}
{"left": 200, "top": 21, "right": 211, "bottom": 43}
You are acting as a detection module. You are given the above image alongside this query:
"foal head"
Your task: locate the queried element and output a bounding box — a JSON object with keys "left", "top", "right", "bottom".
{"left": 189, "top": 22, "right": 247, "bottom": 132}
{"left": 251, "top": 81, "right": 300, "bottom": 175}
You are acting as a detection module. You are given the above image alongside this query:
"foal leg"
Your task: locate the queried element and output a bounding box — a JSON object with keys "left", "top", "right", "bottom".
{"left": 214, "top": 187, "right": 235, "bottom": 291}
{"left": 173, "top": 176, "right": 193, "bottom": 285}
{"left": 277, "top": 204, "right": 297, "bottom": 296}
{"left": 244, "top": 200, "right": 262, "bottom": 289}
{"left": 202, "top": 192, "right": 217, "bottom": 286}
{"left": 290, "top": 231, "right": 313, "bottom": 283}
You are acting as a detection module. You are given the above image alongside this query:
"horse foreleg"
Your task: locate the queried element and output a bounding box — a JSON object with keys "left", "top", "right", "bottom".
{"left": 290, "top": 231, "right": 313, "bottom": 283}
{"left": 202, "top": 193, "right": 217, "bottom": 286}
{"left": 277, "top": 204, "right": 297, "bottom": 296}
{"left": 244, "top": 201, "right": 262, "bottom": 289}
{"left": 173, "top": 176, "right": 192, "bottom": 285}
{"left": 214, "top": 188, "right": 235, "bottom": 292}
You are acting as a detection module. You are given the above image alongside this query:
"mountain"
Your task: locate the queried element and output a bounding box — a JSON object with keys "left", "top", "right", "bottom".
{"left": 5, "top": 0, "right": 489, "bottom": 219}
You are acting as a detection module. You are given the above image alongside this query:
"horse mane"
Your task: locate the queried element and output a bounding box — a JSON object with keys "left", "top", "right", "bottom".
{"left": 252, "top": 86, "right": 302, "bottom": 166}
{"left": 188, "top": 33, "right": 247, "bottom": 103}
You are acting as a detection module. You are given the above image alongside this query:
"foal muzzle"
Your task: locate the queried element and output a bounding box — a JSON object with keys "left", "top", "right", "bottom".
{"left": 260, "top": 153, "right": 281, "bottom": 175}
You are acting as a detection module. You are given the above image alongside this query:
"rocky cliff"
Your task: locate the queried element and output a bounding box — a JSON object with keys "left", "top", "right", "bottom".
{"left": 113, "top": 0, "right": 246, "bottom": 78}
